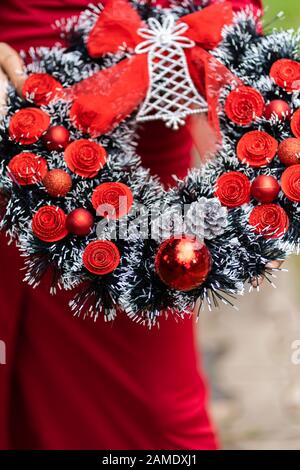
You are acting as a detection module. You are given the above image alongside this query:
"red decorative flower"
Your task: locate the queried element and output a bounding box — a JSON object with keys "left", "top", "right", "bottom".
{"left": 83, "top": 240, "right": 120, "bottom": 275}
{"left": 215, "top": 171, "right": 250, "bottom": 208}
{"left": 281, "top": 164, "right": 300, "bottom": 202}
{"left": 224, "top": 86, "right": 265, "bottom": 126}
{"left": 236, "top": 130, "right": 278, "bottom": 167}
{"left": 64, "top": 139, "right": 107, "bottom": 178}
{"left": 270, "top": 59, "right": 300, "bottom": 92}
{"left": 22, "top": 73, "right": 63, "bottom": 106}
{"left": 9, "top": 108, "right": 50, "bottom": 145}
{"left": 91, "top": 182, "right": 134, "bottom": 219}
{"left": 7, "top": 152, "right": 48, "bottom": 186}
{"left": 32, "top": 205, "right": 68, "bottom": 242}
{"left": 249, "top": 204, "right": 289, "bottom": 239}
{"left": 291, "top": 108, "right": 300, "bottom": 139}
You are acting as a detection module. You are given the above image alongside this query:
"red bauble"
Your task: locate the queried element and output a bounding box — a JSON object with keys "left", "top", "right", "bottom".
{"left": 278, "top": 138, "right": 300, "bottom": 166}
{"left": 155, "top": 235, "right": 211, "bottom": 292}
{"left": 251, "top": 175, "right": 280, "bottom": 203}
{"left": 43, "top": 125, "right": 70, "bottom": 151}
{"left": 66, "top": 208, "right": 94, "bottom": 236}
{"left": 264, "top": 100, "right": 292, "bottom": 121}
{"left": 43, "top": 169, "right": 72, "bottom": 197}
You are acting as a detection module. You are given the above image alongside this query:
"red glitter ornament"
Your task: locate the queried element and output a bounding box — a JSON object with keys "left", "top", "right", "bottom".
{"left": 249, "top": 204, "right": 289, "bottom": 239}
{"left": 43, "top": 125, "right": 70, "bottom": 151}
{"left": 278, "top": 138, "right": 300, "bottom": 166}
{"left": 43, "top": 169, "right": 72, "bottom": 197}
{"left": 291, "top": 109, "right": 300, "bottom": 139}
{"left": 264, "top": 100, "right": 292, "bottom": 121}
{"left": 83, "top": 240, "right": 120, "bottom": 275}
{"left": 155, "top": 235, "right": 211, "bottom": 292}
{"left": 92, "top": 182, "right": 134, "bottom": 219}
{"left": 251, "top": 175, "right": 280, "bottom": 203}
{"left": 32, "top": 205, "right": 68, "bottom": 242}
{"left": 66, "top": 208, "right": 94, "bottom": 236}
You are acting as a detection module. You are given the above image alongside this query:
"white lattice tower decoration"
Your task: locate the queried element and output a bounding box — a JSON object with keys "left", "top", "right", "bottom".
{"left": 135, "top": 14, "right": 208, "bottom": 129}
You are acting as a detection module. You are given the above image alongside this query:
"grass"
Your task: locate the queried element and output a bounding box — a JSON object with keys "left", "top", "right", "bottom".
{"left": 263, "top": 0, "right": 300, "bottom": 29}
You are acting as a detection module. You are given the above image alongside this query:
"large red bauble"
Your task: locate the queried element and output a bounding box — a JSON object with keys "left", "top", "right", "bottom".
{"left": 155, "top": 235, "right": 211, "bottom": 292}
{"left": 43, "top": 125, "right": 70, "bottom": 151}
{"left": 251, "top": 175, "right": 280, "bottom": 203}
{"left": 264, "top": 100, "right": 292, "bottom": 121}
{"left": 278, "top": 138, "right": 300, "bottom": 166}
{"left": 66, "top": 208, "right": 94, "bottom": 236}
{"left": 43, "top": 169, "right": 72, "bottom": 197}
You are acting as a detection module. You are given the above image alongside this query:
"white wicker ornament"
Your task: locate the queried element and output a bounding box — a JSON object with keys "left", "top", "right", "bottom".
{"left": 135, "top": 14, "right": 208, "bottom": 129}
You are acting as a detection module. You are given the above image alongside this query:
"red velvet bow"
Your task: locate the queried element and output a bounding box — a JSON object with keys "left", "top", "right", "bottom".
{"left": 69, "top": 0, "right": 240, "bottom": 138}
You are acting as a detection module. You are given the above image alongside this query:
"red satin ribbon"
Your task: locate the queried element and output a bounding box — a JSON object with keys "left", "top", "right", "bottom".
{"left": 69, "top": 0, "right": 241, "bottom": 138}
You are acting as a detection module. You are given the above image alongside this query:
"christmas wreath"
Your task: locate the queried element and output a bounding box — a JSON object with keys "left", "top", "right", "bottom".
{"left": 1, "top": 0, "right": 300, "bottom": 327}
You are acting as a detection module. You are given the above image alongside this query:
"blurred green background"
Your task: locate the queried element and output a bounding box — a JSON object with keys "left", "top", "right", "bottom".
{"left": 264, "top": 0, "right": 300, "bottom": 29}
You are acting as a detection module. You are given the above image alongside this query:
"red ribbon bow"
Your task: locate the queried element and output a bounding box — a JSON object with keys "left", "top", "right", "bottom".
{"left": 69, "top": 0, "right": 240, "bottom": 138}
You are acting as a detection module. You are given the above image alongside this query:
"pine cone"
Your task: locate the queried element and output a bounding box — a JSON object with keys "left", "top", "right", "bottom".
{"left": 186, "top": 197, "right": 228, "bottom": 240}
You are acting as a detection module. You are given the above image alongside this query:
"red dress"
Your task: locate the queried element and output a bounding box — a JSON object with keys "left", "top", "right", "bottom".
{"left": 0, "top": 0, "right": 262, "bottom": 450}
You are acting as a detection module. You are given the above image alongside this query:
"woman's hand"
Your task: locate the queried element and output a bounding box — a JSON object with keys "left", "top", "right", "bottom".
{"left": 251, "top": 260, "right": 283, "bottom": 288}
{"left": 0, "top": 42, "right": 26, "bottom": 117}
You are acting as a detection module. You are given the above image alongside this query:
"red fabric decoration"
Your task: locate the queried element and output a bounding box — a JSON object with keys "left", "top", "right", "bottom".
{"left": 278, "top": 138, "right": 300, "bottom": 166}
{"left": 215, "top": 171, "right": 250, "bottom": 207}
{"left": 22, "top": 73, "right": 63, "bottom": 106}
{"left": 7, "top": 152, "right": 48, "bottom": 186}
{"left": 224, "top": 86, "right": 265, "bottom": 126}
{"left": 9, "top": 108, "right": 50, "bottom": 145}
{"left": 281, "top": 164, "right": 300, "bottom": 202}
{"left": 66, "top": 208, "right": 95, "bottom": 236}
{"left": 291, "top": 108, "right": 300, "bottom": 139}
{"left": 43, "top": 125, "right": 70, "bottom": 151}
{"left": 236, "top": 130, "right": 278, "bottom": 167}
{"left": 91, "top": 182, "right": 134, "bottom": 219}
{"left": 270, "top": 59, "right": 300, "bottom": 92}
{"left": 155, "top": 235, "right": 211, "bottom": 291}
{"left": 69, "top": 0, "right": 240, "bottom": 139}
{"left": 249, "top": 203, "right": 289, "bottom": 239}
{"left": 83, "top": 240, "right": 120, "bottom": 275}
{"left": 64, "top": 139, "right": 107, "bottom": 178}
{"left": 32, "top": 205, "right": 68, "bottom": 242}
{"left": 264, "top": 100, "right": 292, "bottom": 121}
{"left": 251, "top": 175, "right": 280, "bottom": 203}
{"left": 43, "top": 169, "right": 72, "bottom": 197}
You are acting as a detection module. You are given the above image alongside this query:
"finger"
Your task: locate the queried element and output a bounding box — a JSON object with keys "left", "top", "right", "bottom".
{"left": 0, "top": 43, "right": 27, "bottom": 96}
{"left": 251, "top": 275, "right": 264, "bottom": 288}
{"left": 0, "top": 67, "right": 8, "bottom": 118}
{"left": 265, "top": 260, "right": 283, "bottom": 270}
